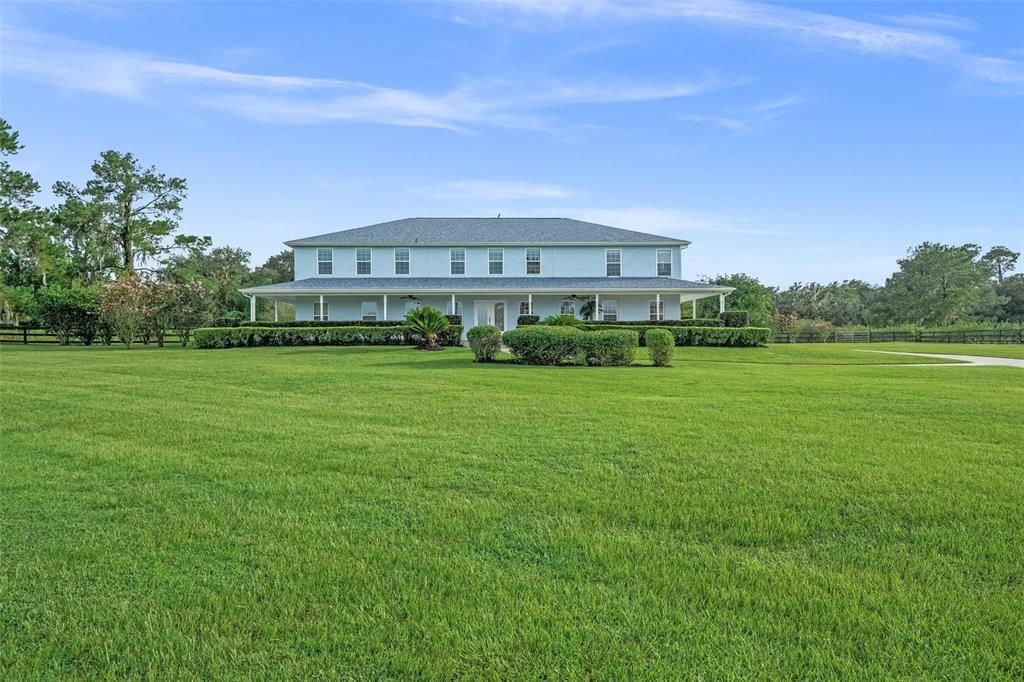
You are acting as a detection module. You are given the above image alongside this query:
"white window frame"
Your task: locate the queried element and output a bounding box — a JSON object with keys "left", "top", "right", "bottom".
{"left": 602, "top": 299, "right": 618, "bottom": 322}
{"left": 488, "top": 248, "right": 504, "bottom": 275}
{"left": 605, "top": 249, "right": 621, "bottom": 277}
{"left": 649, "top": 299, "right": 665, "bottom": 321}
{"left": 361, "top": 301, "right": 378, "bottom": 321}
{"left": 656, "top": 248, "right": 672, "bottom": 277}
{"left": 313, "top": 299, "right": 330, "bottom": 321}
{"left": 519, "top": 301, "right": 531, "bottom": 315}
{"left": 317, "top": 248, "right": 333, "bottom": 275}
{"left": 394, "top": 247, "right": 410, "bottom": 275}
{"left": 560, "top": 299, "right": 576, "bottom": 316}
{"left": 355, "top": 247, "right": 372, "bottom": 275}
{"left": 450, "top": 248, "right": 466, "bottom": 275}
{"left": 525, "top": 247, "right": 541, "bottom": 275}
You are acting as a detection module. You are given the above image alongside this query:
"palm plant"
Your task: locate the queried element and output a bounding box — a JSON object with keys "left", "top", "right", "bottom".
{"left": 404, "top": 305, "right": 449, "bottom": 349}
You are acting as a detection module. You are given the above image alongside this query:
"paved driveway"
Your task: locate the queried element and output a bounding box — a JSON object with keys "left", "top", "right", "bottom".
{"left": 863, "top": 351, "right": 1024, "bottom": 368}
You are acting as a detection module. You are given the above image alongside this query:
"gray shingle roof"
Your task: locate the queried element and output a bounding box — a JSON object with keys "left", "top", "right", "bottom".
{"left": 242, "top": 277, "right": 729, "bottom": 294}
{"left": 285, "top": 217, "right": 689, "bottom": 246}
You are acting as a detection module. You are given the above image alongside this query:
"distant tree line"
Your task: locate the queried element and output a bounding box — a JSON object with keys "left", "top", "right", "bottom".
{"left": 698, "top": 242, "right": 1021, "bottom": 331}
{"left": 0, "top": 119, "right": 294, "bottom": 343}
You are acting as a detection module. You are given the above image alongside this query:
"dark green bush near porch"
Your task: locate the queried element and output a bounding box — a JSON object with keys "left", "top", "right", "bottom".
{"left": 646, "top": 328, "right": 675, "bottom": 366}
{"left": 581, "top": 325, "right": 769, "bottom": 347}
{"left": 575, "top": 330, "right": 638, "bottom": 366}
{"left": 194, "top": 325, "right": 463, "bottom": 349}
{"left": 584, "top": 319, "right": 723, "bottom": 328}
{"left": 445, "top": 314, "right": 462, "bottom": 325}
{"left": 239, "top": 320, "right": 404, "bottom": 328}
{"left": 516, "top": 315, "right": 540, "bottom": 326}
{"left": 720, "top": 311, "right": 750, "bottom": 327}
{"left": 466, "top": 325, "right": 502, "bottom": 362}
{"left": 502, "top": 326, "right": 637, "bottom": 365}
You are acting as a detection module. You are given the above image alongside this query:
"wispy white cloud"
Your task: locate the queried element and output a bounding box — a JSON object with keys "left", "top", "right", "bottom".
{"left": 677, "top": 113, "right": 751, "bottom": 132}
{"left": 456, "top": 0, "right": 1024, "bottom": 89}
{"left": 881, "top": 12, "right": 977, "bottom": 33}
{"left": 412, "top": 180, "right": 579, "bottom": 200}
{"left": 521, "top": 206, "right": 787, "bottom": 237}
{"left": 0, "top": 25, "right": 734, "bottom": 130}
{"left": 679, "top": 92, "right": 807, "bottom": 133}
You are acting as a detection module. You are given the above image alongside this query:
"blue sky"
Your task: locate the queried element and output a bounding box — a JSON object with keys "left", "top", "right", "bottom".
{"left": 2, "top": 0, "right": 1022, "bottom": 285}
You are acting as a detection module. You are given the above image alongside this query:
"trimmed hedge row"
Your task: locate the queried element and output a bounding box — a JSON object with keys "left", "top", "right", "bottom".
{"left": 239, "top": 315, "right": 463, "bottom": 328}
{"left": 194, "top": 325, "right": 463, "bottom": 349}
{"left": 516, "top": 315, "right": 540, "bottom": 326}
{"left": 582, "top": 325, "right": 769, "bottom": 347}
{"left": 720, "top": 311, "right": 749, "bottom": 327}
{"left": 502, "top": 326, "right": 638, "bottom": 366}
{"left": 584, "top": 318, "right": 724, "bottom": 328}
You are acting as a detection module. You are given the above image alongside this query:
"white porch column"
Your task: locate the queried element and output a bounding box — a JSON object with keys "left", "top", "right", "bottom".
{"left": 318, "top": 294, "right": 324, "bottom": 321}
{"left": 274, "top": 301, "right": 279, "bottom": 322}
{"left": 249, "top": 295, "right": 256, "bottom": 322}
{"left": 691, "top": 299, "right": 697, "bottom": 319}
{"left": 383, "top": 294, "right": 388, "bottom": 321}
{"left": 451, "top": 293, "right": 456, "bottom": 315}
{"left": 656, "top": 293, "right": 661, "bottom": 321}
{"left": 528, "top": 293, "right": 533, "bottom": 315}
{"left": 719, "top": 293, "right": 725, "bottom": 314}
{"left": 595, "top": 293, "right": 600, "bottom": 321}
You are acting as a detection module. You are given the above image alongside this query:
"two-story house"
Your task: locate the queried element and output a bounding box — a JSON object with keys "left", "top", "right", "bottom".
{"left": 240, "top": 217, "right": 733, "bottom": 334}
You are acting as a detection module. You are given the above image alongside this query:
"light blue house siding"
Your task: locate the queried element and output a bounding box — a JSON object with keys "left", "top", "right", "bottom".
{"left": 241, "top": 217, "right": 733, "bottom": 336}
{"left": 295, "top": 245, "right": 684, "bottom": 280}
{"left": 294, "top": 293, "right": 684, "bottom": 328}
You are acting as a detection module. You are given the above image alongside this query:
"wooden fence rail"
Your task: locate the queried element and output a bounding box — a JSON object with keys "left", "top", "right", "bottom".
{"left": 772, "top": 328, "right": 1024, "bottom": 344}
{"left": 0, "top": 326, "right": 184, "bottom": 346}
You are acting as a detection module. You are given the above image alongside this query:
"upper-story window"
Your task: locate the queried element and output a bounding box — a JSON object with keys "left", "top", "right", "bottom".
{"left": 394, "top": 248, "right": 410, "bottom": 275}
{"left": 356, "top": 248, "right": 372, "bottom": 275}
{"left": 450, "top": 248, "right": 466, "bottom": 275}
{"left": 317, "top": 248, "right": 333, "bottom": 275}
{"left": 657, "top": 249, "right": 672, "bottom": 277}
{"left": 488, "top": 248, "right": 504, "bottom": 275}
{"left": 525, "top": 248, "right": 541, "bottom": 275}
{"left": 605, "top": 249, "right": 621, "bottom": 277}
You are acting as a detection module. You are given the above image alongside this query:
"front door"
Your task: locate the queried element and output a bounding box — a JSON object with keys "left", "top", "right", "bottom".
{"left": 475, "top": 301, "right": 506, "bottom": 331}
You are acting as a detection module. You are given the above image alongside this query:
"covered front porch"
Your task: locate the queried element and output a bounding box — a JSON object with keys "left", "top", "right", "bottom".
{"left": 241, "top": 284, "right": 732, "bottom": 336}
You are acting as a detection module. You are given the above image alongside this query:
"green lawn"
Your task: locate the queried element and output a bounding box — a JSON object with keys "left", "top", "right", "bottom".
{"left": 2, "top": 344, "right": 1022, "bottom": 678}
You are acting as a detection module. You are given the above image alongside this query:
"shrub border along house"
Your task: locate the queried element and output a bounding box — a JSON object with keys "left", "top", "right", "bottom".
{"left": 467, "top": 325, "right": 502, "bottom": 362}
{"left": 501, "top": 326, "right": 638, "bottom": 366}
{"left": 581, "top": 325, "right": 769, "bottom": 347}
{"left": 193, "top": 325, "right": 463, "bottom": 349}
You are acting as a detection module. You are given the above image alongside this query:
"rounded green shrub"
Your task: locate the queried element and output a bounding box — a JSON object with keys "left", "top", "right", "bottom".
{"left": 502, "top": 325, "right": 583, "bottom": 365}
{"left": 646, "top": 328, "right": 674, "bottom": 366}
{"left": 467, "top": 325, "right": 502, "bottom": 362}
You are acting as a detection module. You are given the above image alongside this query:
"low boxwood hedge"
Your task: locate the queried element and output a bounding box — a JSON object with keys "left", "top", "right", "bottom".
{"left": 516, "top": 315, "right": 540, "bottom": 326}
{"left": 720, "top": 311, "right": 750, "bottom": 327}
{"left": 502, "top": 325, "right": 638, "bottom": 365}
{"left": 584, "top": 318, "right": 723, "bottom": 328}
{"left": 194, "top": 325, "right": 463, "bottom": 349}
{"left": 239, "top": 320, "right": 405, "bottom": 328}
{"left": 581, "top": 325, "right": 768, "bottom": 347}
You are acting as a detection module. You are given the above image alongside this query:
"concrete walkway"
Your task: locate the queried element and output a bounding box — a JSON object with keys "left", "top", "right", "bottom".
{"left": 862, "top": 350, "right": 1024, "bottom": 368}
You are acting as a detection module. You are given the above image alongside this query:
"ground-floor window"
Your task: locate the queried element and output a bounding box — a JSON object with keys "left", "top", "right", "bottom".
{"left": 649, "top": 299, "right": 664, "bottom": 321}
{"left": 447, "top": 300, "right": 463, "bottom": 315}
{"left": 519, "top": 301, "right": 531, "bottom": 315}
{"left": 314, "top": 300, "right": 330, "bottom": 321}
{"left": 361, "top": 301, "right": 378, "bottom": 321}
{"left": 560, "top": 299, "right": 575, "bottom": 316}
{"left": 602, "top": 299, "right": 618, "bottom": 321}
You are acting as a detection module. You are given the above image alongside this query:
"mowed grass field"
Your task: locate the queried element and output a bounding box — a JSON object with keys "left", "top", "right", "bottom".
{"left": 1, "top": 343, "right": 1022, "bottom": 679}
